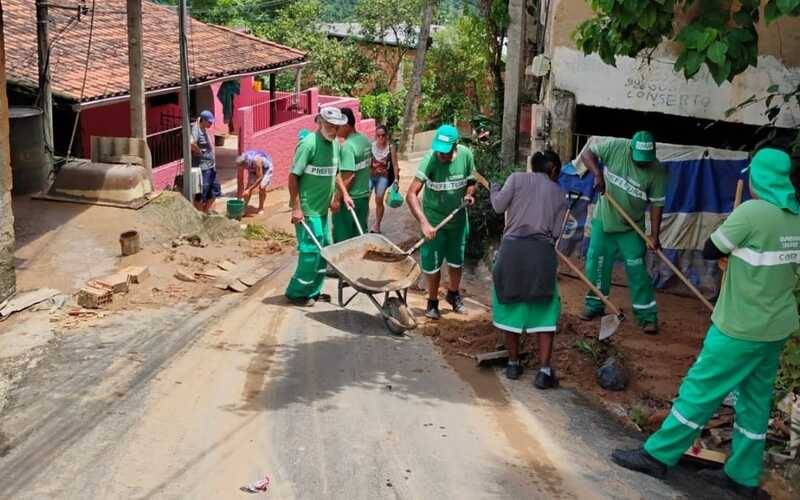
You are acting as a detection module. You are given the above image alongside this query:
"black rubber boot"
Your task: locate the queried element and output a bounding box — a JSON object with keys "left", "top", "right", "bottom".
{"left": 446, "top": 290, "right": 466, "bottom": 314}
{"left": 425, "top": 299, "right": 441, "bottom": 320}
{"left": 697, "top": 468, "right": 766, "bottom": 499}
{"left": 611, "top": 448, "right": 667, "bottom": 479}
{"left": 533, "top": 369, "right": 559, "bottom": 390}
{"left": 505, "top": 363, "right": 524, "bottom": 380}
{"left": 289, "top": 297, "right": 316, "bottom": 307}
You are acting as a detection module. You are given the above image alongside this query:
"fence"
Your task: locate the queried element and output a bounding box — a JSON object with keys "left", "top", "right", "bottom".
{"left": 249, "top": 90, "right": 312, "bottom": 133}
{"left": 147, "top": 126, "right": 182, "bottom": 168}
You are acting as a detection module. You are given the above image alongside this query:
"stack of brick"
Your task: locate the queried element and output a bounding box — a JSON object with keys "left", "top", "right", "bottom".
{"left": 76, "top": 266, "right": 149, "bottom": 309}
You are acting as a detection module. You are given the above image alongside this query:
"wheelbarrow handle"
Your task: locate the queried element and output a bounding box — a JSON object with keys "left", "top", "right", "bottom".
{"left": 299, "top": 219, "right": 325, "bottom": 252}
{"left": 407, "top": 202, "right": 468, "bottom": 256}
{"left": 347, "top": 203, "right": 365, "bottom": 236}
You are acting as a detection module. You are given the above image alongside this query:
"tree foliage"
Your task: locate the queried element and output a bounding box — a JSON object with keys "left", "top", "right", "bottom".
{"left": 352, "top": 0, "right": 424, "bottom": 90}
{"left": 359, "top": 89, "right": 407, "bottom": 133}
{"left": 479, "top": 0, "right": 509, "bottom": 113}
{"left": 575, "top": 0, "right": 800, "bottom": 85}
{"left": 418, "top": 15, "right": 492, "bottom": 126}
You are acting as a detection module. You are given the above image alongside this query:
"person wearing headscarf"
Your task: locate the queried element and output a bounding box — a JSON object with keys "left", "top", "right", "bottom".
{"left": 612, "top": 148, "right": 800, "bottom": 498}
{"left": 236, "top": 150, "right": 273, "bottom": 215}
{"left": 490, "top": 150, "right": 567, "bottom": 389}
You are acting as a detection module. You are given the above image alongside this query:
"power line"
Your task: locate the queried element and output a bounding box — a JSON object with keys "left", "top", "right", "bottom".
{"left": 66, "top": 0, "right": 97, "bottom": 162}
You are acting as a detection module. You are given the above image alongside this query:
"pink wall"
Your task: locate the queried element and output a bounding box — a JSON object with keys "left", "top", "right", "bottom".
{"left": 152, "top": 159, "right": 183, "bottom": 191}
{"left": 80, "top": 102, "right": 132, "bottom": 158}
{"left": 238, "top": 93, "right": 376, "bottom": 188}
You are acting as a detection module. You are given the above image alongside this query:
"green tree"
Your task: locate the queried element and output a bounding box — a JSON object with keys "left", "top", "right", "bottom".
{"left": 353, "top": 0, "right": 424, "bottom": 90}
{"left": 255, "top": 0, "right": 375, "bottom": 95}
{"left": 479, "top": 0, "right": 509, "bottom": 114}
{"left": 418, "top": 15, "right": 492, "bottom": 125}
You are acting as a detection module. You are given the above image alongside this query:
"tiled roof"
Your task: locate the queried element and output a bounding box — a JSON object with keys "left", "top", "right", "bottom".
{"left": 4, "top": 0, "right": 306, "bottom": 104}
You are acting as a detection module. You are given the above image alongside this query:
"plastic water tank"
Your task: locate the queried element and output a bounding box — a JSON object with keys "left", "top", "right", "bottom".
{"left": 9, "top": 106, "right": 48, "bottom": 194}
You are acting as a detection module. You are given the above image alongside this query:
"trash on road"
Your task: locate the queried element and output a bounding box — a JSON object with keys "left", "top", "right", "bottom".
{"left": 240, "top": 475, "right": 270, "bottom": 494}
{"left": 597, "top": 357, "right": 628, "bottom": 391}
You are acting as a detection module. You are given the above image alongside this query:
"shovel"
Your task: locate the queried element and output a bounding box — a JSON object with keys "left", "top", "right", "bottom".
{"left": 363, "top": 202, "right": 468, "bottom": 262}
{"left": 604, "top": 193, "right": 714, "bottom": 312}
{"left": 556, "top": 192, "right": 625, "bottom": 340}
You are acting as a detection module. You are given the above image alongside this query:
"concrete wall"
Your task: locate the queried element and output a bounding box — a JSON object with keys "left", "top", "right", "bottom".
{"left": 0, "top": 12, "right": 16, "bottom": 301}
{"left": 544, "top": 0, "right": 800, "bottom": 127}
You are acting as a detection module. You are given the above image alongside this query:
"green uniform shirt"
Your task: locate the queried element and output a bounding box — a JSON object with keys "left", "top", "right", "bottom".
{"left": 340, "top": 132, "right": 372, "bottom": 199}
{"left": 291, "top": 131, "right": 340, "bottom": 217}
{"left": 415, "top": 145, "right": 475, "bottom": 225}
{"left": 711, "top": 199, "right": 800, "bottom": 342}
{"left": 591, "top": 138, "right": 666, "bottom": 233}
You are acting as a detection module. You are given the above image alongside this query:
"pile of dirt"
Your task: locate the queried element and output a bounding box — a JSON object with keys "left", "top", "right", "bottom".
{"left": 421, "top": 274, "right": 715, "bottom": 432}
{"left": 139, "top": 192, "right": 240, "bottom": 243}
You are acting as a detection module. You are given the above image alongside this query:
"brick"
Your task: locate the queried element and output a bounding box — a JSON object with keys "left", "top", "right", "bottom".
{"left": 121, "top": 266, "right": 149, "bottom": 284}
{"left": 76, "top": 286, "right": 113, "bottom": 309}
{"left": 92, "top": 273, "right": 131, "bottom": 294}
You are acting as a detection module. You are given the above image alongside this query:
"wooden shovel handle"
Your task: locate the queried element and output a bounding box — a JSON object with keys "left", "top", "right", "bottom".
{"left": 557, "top": 250, "right": 623, "bottom": 317}
{"left": 472, "top": 170, "right": 490, "bottom": 190}
{"left": 604, "top": 193, "right": 715, "bottom": 312}
{"left": 407, "top": 203, "right": 468, "bottom": 255}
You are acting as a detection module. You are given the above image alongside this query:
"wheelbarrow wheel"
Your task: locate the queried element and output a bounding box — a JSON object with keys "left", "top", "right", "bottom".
{"left": 382, "top": 297, "right": 416, "bottom": 335}
{"left": 384, "top": 315, "right": 407, "bottom": 335}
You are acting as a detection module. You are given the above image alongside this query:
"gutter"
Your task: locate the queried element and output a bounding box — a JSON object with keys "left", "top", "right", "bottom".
{"left": 70, "top": 61, "right": 309, "bottom": 111}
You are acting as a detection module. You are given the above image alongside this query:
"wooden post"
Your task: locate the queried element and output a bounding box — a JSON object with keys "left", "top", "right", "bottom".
{"left": 0, "top": 7, "right": 16, "bottom": 301}
{"left": 549, "top": 89, "right": 576, "bottom": 163}
{"left": 178, "top": 0, "right": 193, "bottom": 201}
{"left": 501, "top": 0, "right": 526, "bottom": 167}
{"left": 35, "top": 0, "right": 53, "bottom": 163}
{"left": 127, "top": 0, "right": 146, "bottom": 140}
{"left": 398, "top": 0, "right": 435, "bottom": 158}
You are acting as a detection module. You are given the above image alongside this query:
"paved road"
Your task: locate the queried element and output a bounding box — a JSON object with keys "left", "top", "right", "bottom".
{"left": 0, "top": 258, "right": 726, "bottom": 499}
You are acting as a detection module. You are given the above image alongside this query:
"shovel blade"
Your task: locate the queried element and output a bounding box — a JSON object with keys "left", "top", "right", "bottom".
{"left": 599, "top": 314, "right": 622, "bottom": 340}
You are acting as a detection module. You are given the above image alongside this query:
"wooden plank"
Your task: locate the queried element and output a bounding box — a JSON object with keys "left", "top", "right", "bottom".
{"left": 0, "top": 288, "right": 61, "bottom": 318}
{"left": 475, "top": 350, "right": 510, "bottom": 366}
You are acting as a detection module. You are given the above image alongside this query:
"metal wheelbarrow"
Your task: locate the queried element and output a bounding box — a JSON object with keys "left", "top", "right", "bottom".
{"left": 300, "top": 206, "right": 421, "bottom": 335}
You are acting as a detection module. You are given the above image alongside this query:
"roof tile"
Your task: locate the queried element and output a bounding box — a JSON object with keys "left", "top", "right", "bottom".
{"left": 4, "top": 0, "right": 306, "bottom": 103}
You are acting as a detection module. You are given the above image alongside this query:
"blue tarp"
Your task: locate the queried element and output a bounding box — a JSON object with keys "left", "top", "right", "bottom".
{"left": 557, "top": 137, "right": 750, "bottom": 299}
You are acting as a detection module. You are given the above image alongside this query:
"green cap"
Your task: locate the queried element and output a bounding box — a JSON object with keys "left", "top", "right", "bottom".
{"left": 631, "top": 131, "right": 656, "bottom": 163}
{"left": 431, "top": 124, "right": 459, "bottom": 154}
{"left": 749, "top": 148, "right": 800, "bottom": 215}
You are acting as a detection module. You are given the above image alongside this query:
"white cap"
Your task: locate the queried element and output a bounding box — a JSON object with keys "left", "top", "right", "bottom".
{"left": 319, "top": 106, "right": 348, "bottom": 126}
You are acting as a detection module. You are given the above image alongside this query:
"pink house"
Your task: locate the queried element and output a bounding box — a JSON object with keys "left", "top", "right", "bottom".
{"left": 4, "top": 0, "right": 375, "bottom": 191}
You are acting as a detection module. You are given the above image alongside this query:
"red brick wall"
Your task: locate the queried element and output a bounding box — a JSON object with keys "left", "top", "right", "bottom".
{"left": 238, "top": 93, "right": 376, "bottom": 188}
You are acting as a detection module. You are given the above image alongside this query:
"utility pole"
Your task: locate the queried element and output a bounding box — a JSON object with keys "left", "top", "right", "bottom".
{"left": 500, "top": 0, "right": 525, "bottom": 167}
{"left": 178, "top": 0, "right": 193, "bottom": 201}
{"left": 35, "top": 0, "right": 53, "bottom": 163}
{"left": 127, "top": 0, "right": 146, "bottom": 139}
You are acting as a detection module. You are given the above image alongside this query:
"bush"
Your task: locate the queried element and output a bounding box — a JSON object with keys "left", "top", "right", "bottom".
{"left": 463, "top": 115, "right": 516, "bottom": 260}
{"left": 359, "top": 90, "right": 407, "bottom": 135}
{"left": 775, "top": 284, "right": 800, "bottom": 404}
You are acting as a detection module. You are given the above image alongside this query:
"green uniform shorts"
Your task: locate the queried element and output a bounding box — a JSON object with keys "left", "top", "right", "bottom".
{"left": 492, "top": 285, "right": 561, "bottom": 334}
{"left": 420, "top": 220, "right": 469, "bottom": 274}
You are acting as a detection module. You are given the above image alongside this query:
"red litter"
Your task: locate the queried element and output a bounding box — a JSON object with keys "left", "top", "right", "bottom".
{"left": 240, "top": 475, "right": 270, "bottom": 494}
